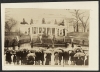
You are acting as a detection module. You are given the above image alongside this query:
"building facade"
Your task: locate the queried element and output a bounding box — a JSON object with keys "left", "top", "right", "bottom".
{"left": 19, "top": 23, "right": 68, "bottom": 41}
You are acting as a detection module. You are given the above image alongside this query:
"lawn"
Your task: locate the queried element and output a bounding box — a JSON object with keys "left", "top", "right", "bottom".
{"left": 4, "top": 32, "right": 89, "bottom": 47}
{"left": 66, "top": 32, "right": 89, "bottom": 46}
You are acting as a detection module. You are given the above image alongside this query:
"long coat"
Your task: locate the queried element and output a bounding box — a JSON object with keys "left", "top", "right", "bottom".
{"left": 70, "top": 52, "right": 75, "bottom": 61}
{"left": 13, "top": 54, "right": 16, "bottom": 63}
{"left": 63, "top": 52, "right": 69, "bottom": 60}
{"left": 40, "top": 51, "right": 44, "bottom": 61}
{"left": 59, "top": 52, "right": 62, "bottom": 61}
{"left": 76, "top": 57, "right": 83, "bottom": 65}
{"left": 45, "top": 53, "right": 51, "bottom": 65}
{"left": 6, "top": 51, "right": 12, "bottom": 63}
{"left": 71, "top": 43, "right": 74, "bottom": 48}
{"left": 35, "top": 52, "right": 40, "bottom": 61}
{"left": 27, "top": 56, "right": 34, "bottom": 65}
{"left": 16, "top": 51, "right": 21, "bottom": 63}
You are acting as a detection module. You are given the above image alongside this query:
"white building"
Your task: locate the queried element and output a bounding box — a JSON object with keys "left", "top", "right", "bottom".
{"left": 19, "top": 23, "right": 68, "bottom": 41}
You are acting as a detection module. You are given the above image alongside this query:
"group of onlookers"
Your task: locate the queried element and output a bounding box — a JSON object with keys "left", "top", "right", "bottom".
{"left": 4, "top": 38, "right": 88, "bottom": 66}
{"left": 5, "top": 47, "right": 89, "bottom": 66}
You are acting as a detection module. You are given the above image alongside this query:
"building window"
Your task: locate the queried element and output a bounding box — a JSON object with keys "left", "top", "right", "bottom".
{"left": 57, "top": 29, "right": 59, "bottom": 36}
{"left": 34, "top": 27, "right": 36, "bottom": 34}
{"left": 63, "top": 29, "right": 65, "bottom": 36}
{"left": 47, "top": 28, "right": 51, "bottom": 35}
{"left": 39, "top": 27, "right": 42, "bottom": 33}
{"left": 52, "top": 28, "right": 55, "bottom": 35}
{"left": 43, "top": 27, "right": 46, "bottom": 34}
{"left": 28, "top": 28, "right": 30, "bottom": 34}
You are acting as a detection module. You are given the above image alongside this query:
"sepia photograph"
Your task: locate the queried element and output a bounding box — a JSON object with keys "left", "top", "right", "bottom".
{"left": 1, "top": 2, "right": 98, "bottom": 71}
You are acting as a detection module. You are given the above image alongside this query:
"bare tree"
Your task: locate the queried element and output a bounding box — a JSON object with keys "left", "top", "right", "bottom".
{"left": 79, "top": 16, "right": 89, "bottom": 32}
{"left": 69, "top": 18, "right": 77, "bottom": 32}
{"left": 69, "top": 9, "right": 85, "bottom": 32}
{"left": 5, "top": 18, "right": 17, "bottom": 32}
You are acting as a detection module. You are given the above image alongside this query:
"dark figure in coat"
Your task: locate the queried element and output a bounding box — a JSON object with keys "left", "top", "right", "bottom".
{"left": 82, "top": 40, "right": 85, "bottom": 45}
{"left": 70, "top": 51, "right": 75, "bottom": 65}
{"left": 81, "top": 57, "right": 84, "bottom": 65}
{"left": 71, "top": 42, "right": 74, "bottom": 48}
{"left": 5, "top": 39, "right": 9, "bottom": 49}
{"left": 27, "top": 56, "right": 34, "bottom": 65}
{"left": 59, "top": 52, "right": 63, "bottom": 65}
{"left": 20, "top": 50, "right": 24, "bottom": 65}
{"left": 45, "top": 53, "right": 51, "bottom": 65}
{"left": 5, "top": 51, "right": 9, "bottom": 63}
{"left": 23, "top": 50, "right": 28, "bottom": 65}
{"left": 6, "top": 51, "right": 12, "bottom": 64}
{"left": 16, "top": 50, "right": 21, "bottom": 65}
{"left": 63, "top": 51, "right": 70, "bottom": 65}
{"left": 13, "top": 54, "right": 16, "bottom": 64}
{"left": 31, "top": 41, "right": 34, "bottom": 48}
{"left": 38, "top": 52, "right": 42, "bottom": 65}
{"left": 65, "top": 42, "right": 69, "bottom": 48}
{"left": 35, "top": 52, "right": 40, "bottom": 65}
{"left": 40, "top": 51, "right": 44, "bottom": 65}
{"left": 76, "top": 57, "right": 83, "bottom": 65}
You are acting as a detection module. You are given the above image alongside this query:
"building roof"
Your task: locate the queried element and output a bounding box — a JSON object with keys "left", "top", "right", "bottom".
{"left": 19, "top": 23, "right": 67, "bottom": 28}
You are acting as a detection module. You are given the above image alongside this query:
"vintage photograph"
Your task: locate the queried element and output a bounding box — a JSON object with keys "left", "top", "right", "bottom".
{"left": 4, "top": 8, "right": 89, "bottom": 66}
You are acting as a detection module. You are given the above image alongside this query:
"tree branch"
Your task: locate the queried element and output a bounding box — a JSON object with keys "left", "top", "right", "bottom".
{"left": 85, "top": 16, "right": 89, "bottom": 24}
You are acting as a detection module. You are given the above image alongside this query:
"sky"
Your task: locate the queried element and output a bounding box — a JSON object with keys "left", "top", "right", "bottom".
{"left": 5, "top": 8, "right": 90, "bottom": 23}
{"left": 5, "top": 8, "right": 90, "bottom": 32}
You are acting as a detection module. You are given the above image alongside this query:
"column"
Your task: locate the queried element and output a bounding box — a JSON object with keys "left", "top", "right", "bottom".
{"left": 62, "top": 28, "right": 63, "bottom": 36}
{"left": 42, "top": 27, "right": 43, "bottom": 34}
{"left": 50, "top": 28, "right": 52, "bottom": 35}
{"left": 46, "top": 27, "right": 47, "bottom": 36}
{"left": 55, "top": 28, "right": 57, "bottom": 36}
{"left": 64, "top": 28, "right": 66, "bottom": 42}
{"left": 37, "top": 27, "right": 39, "bottom": 34}
{"left": 59, "top": 28, "right": 60, "bottom": 36}
{"left": 30, "top": 27, "right": 32, "bottom": 35}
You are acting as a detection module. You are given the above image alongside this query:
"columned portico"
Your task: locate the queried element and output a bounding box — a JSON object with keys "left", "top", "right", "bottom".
{"left": 19, "top": 24, "right": 67, "bottom": 39}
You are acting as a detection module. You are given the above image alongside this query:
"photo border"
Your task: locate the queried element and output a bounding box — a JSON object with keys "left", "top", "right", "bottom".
{"left": 1, "top": 1, "right": 99, "bottom": 71}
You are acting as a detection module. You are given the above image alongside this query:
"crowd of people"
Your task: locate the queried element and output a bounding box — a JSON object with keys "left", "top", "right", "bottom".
{"left": 4, "top": 45, "right": 89, "bottom": 66}
{"left": 4, "top": 37, "right": 88, "bottom": 66}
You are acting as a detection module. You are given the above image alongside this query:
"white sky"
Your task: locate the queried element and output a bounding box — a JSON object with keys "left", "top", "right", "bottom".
{"left": 5, "top": 8, "right": 90, "bottom": 24}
